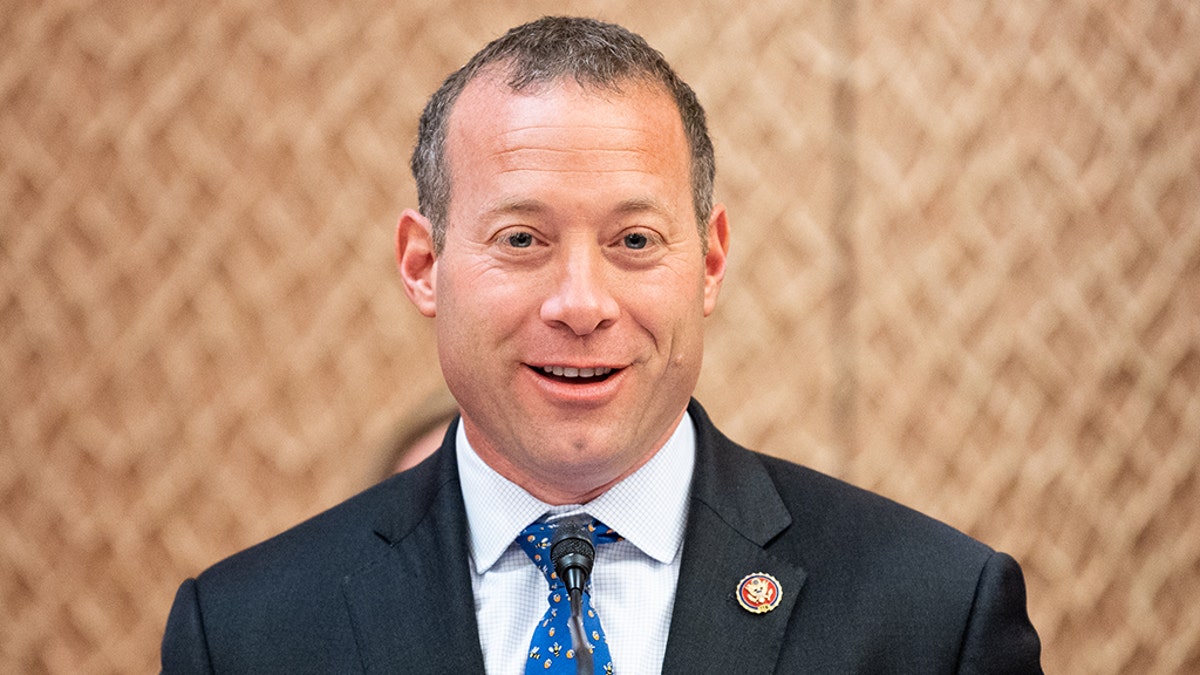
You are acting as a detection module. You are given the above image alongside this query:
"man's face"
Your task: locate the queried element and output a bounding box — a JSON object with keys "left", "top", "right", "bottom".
{"left": 400, "top": 73, "right": 728, "bottom": 503}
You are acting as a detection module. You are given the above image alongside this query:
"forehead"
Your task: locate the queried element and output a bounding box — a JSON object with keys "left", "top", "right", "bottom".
{"left": 444, "top": 73, "right": 690, "bottom": 178}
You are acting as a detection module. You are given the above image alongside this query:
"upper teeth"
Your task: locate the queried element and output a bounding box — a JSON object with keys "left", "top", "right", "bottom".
{"left": 542, "top": 366, "right": 613, "bottom": 378}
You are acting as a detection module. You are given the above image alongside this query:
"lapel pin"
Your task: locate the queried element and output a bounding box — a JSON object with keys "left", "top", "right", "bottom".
{"left": 736, "top": 572, "right": 782, "bottom": 614}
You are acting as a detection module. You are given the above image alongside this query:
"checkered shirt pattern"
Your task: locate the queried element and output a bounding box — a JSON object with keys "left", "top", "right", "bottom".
{"left": 457, "top": 412, "right": 695, "bottom": 675}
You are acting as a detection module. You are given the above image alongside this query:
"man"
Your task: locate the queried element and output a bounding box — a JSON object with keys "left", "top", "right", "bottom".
{"left": 163, "top": 16, "right": 1042, "bottom": 673}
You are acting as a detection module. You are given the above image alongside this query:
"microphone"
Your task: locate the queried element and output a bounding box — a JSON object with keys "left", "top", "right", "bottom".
{"left": 551, "top": 517, "right": 597, "bottom": 675}
{"left": 551, "top": 517, "right": 596, "bottom": 595}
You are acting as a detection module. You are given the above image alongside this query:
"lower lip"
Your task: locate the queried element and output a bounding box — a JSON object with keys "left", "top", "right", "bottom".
{"left": 524, "top": 366, "right": 626, "bottom": 406}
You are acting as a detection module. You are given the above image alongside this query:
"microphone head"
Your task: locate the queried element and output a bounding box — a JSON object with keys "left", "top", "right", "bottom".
{"left": 551, "top": 517, "right": 595, "bottom": 592}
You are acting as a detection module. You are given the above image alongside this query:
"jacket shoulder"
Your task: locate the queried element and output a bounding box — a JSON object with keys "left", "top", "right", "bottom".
{"left": 755, "top": 452, "right": 994, "bottom": 569}
{"left": 181, "top": 461, "right": 448, "bottom": 659}
{"left": 200, "top": 472, "right": 408, "bottom": 587}
{"left": 755, "top": 453, "right": 1042, "bottom": 671}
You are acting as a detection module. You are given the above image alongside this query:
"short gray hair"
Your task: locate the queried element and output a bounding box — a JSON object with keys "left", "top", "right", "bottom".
{"left": 410, "top": 16, "right": 716, "bottom": 253}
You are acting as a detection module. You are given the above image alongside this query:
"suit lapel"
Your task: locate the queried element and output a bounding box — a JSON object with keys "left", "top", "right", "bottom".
{"left": 341, "top": 420, "right": 487, "bottom": 673}
{"left": 662, "top": 401, "right": 808, "bottom": 674}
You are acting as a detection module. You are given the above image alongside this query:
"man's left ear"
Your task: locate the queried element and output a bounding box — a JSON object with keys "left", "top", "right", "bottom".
{"left": 703, "top": 204, "right": 730, "bottom": 316}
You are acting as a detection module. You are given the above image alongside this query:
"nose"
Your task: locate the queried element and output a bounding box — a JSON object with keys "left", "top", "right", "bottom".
{"left": 539, "top": 248, "right": 620, "bottom": 336}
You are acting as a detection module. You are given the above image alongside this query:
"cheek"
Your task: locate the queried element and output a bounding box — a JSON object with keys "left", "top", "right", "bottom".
{"left": 440, "top": 268, "right": 543, "bottom": 344}
{"left": 439, "top": 260, "right": 504, "bottom": 316}
{"left": 435, "top": 271, "right": 494, "bottom": 357}
{"left": 624, "top": 285, "right": 706, "bottom": 354}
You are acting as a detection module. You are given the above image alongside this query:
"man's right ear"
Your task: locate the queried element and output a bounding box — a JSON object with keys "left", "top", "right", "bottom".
{"left": 396, "top": 209, "right": 437, "bottom": 317}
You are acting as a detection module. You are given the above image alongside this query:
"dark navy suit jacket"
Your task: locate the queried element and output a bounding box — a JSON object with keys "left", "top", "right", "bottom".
{"left": 163, "top": 400, "right": 1042, "bottom": 673}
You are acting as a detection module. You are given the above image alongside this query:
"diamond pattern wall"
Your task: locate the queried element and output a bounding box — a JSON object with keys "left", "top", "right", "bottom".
{"left": 2, "top": 1, "right": 1197, "bottom": 672}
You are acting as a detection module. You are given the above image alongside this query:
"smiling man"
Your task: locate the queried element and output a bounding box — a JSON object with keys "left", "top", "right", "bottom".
{"left": 163, "top": 17, "right": 1041, "bottom": 674}
{"left": 399, "top": 70, "right": 725, "bottom": 508}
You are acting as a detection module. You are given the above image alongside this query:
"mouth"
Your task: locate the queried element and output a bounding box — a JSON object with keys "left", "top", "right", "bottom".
{"left": 530, "top": 364, "right": 620, "bottom": 385}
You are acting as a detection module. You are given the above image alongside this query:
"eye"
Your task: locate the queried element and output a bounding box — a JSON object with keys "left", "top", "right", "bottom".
{"left": 505, "top": 231, "right": 535, "bottom": 248}
{"left": 623, "top": 232, "right": 649, "bottom": 250}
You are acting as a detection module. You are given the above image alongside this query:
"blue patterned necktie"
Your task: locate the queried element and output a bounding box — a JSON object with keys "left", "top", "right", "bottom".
{"left": 518, "top": 518, "right": 621, "bottom": 674}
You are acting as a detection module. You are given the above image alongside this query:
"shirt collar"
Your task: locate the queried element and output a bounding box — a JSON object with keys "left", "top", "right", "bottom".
{"left": 457, "top": 411, "right": 696, "bottom": 574}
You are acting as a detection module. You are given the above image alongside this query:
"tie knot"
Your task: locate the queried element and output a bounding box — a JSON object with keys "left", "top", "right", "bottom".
{"left": 517, "top": 517, "right": 620, "bottom": 585}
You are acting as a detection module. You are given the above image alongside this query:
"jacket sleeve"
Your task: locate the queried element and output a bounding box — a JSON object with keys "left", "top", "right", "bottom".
{"left": 956, "top": 551, "right": 1043, "bottom": 674}
{"left": 161, "top": 578, "right": 215, "bottom": 674}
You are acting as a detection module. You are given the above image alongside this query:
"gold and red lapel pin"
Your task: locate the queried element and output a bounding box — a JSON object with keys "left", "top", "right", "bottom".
{"left": 735, "top": 572, "right": 782, "bottom": 614}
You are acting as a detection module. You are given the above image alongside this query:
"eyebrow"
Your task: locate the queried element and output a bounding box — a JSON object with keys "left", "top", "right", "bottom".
{"left": 612, "top": 196, "right": 673, "bottom": 219}
{"left": 486, "top": 198, "right": 548, "bottom": 217}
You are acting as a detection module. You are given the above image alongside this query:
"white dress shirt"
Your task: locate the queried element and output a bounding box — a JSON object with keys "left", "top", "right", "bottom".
{"left": 457, "top": 412, "right": 696, "bottom": 675}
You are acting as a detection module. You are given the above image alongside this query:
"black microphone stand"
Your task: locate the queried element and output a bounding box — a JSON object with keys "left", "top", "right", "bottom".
{"left": 551, "top": 517, "right": 597, "bottom": 675}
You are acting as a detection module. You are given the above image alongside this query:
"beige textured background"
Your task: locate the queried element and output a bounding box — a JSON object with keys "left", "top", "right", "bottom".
{"left": 3, "top": 1, "right": 1198, "bottom": 672}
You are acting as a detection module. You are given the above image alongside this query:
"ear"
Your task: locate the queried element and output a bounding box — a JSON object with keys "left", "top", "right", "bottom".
{"left": 702, "top": 203, "right": 730, "bottom": 316}
{"left": 396, "top": 208, "right": 438, "bottom": 317}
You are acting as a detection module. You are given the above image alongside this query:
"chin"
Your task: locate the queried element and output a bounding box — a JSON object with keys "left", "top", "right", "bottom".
{"left": 568, "top": 437, "right": 646, "bottom": 473}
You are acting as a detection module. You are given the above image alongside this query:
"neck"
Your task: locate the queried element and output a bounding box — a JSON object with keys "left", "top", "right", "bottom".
{"left": 464, "top": 409, "right": 686, "bottom": 505}
{"left": 471, "top": 442, "right": 657, "bottom": 505}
